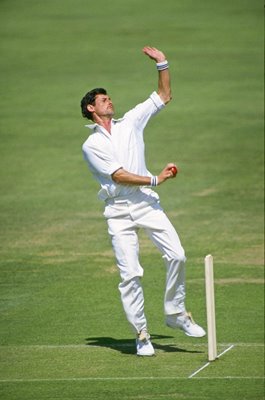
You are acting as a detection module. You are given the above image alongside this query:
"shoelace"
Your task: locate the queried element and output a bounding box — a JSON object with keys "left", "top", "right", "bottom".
{"left": 186, "top": 312, "right": 195, "bottom": 324}
{"left": 138, "top": 330, "right": 150, "bottom": 342}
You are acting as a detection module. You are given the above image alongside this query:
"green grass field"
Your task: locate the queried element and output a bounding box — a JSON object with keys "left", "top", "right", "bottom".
{"left": 0, "top": 0, "right": 264, "bottom": 399}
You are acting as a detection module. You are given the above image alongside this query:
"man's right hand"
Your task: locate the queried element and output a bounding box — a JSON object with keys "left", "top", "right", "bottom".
{"left": 157, "top": 163, "right": 178, "bottom": 185}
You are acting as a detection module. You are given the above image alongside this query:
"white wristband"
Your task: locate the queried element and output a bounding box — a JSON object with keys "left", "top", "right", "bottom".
{"left": 150, "top": 176, "right": 158, "bottom": 186}
{"left": 156, "top": 60, "right": 169, "bottom": 71}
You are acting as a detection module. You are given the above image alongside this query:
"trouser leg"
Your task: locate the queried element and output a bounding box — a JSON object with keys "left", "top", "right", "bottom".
{"left": 107, "top": 217, "right": 147, "bottom": 334}
{"left": 118, "top": 277, "right": 146, "bottom": 334}
{"left": 162, "top": 253, "right": 186, "bottom": 315}
{"left": 143, "top": 211, "right": 186, "bottom": 315}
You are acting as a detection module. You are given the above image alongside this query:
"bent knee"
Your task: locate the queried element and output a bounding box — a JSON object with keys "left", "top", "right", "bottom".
{"left": 163, "top": 250, "right": 186, "bottom": 264}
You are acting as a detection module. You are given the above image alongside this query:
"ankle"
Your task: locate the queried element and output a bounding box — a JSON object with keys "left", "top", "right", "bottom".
{"left": 138, "top": 329, "right": 150, "bottom": 341}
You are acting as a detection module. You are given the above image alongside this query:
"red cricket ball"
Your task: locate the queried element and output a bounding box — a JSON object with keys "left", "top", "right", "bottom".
{"left": 171, "top": 166, "right": 178, "bottom": 176}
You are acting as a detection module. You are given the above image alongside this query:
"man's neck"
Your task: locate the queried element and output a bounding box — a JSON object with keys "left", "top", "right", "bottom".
{"left": 93, "top": 116, "right": 112, "bottom": 134}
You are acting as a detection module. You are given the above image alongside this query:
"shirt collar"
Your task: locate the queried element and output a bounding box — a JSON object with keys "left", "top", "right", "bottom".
{"left": 85, "top": 118, "right": 124, "bottom": 130}
{"left": 85, "top": 123, "right": 97, "bottom": 130}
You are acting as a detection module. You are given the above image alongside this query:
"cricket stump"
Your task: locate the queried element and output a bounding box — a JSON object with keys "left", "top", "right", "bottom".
{"left": 205, "top": 254, "right": 217, "bottom": 361}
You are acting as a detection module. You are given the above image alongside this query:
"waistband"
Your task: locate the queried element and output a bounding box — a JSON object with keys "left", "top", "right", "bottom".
{"left": 105, "top": 192, "right": 139, "bottom": 205}
{"left": 104, "top": 188, "right": 159, "bottom": 206}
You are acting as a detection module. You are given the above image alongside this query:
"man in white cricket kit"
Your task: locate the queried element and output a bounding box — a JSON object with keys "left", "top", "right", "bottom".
{"left": 81, "top": 46, "right": 205, "bottom": 356}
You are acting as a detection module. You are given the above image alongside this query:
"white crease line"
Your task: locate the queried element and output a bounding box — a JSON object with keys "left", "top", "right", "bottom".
{"left": 217, "top": 344, "right": 235, "bottom": 358}
{"left": 190, "top": 376, "right": 264, "bottom": 380}
{"left": 188, "top": 362, "right": 211, "bottom": 379}
{"left": 189, "top": 344, "right": 235, "bottom": 379}
{"left": 0, "top": 376, "right": 264, "bottom": 383}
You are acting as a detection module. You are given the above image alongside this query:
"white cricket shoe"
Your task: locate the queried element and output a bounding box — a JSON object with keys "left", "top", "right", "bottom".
{"left": 166, "top": 312, "right": 206, "bottom": 338}
{"left": 136, "top": 330, "right": 155, "bottom": 356}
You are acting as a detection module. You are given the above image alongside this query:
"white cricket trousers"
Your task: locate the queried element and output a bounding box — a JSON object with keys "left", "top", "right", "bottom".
{"left": 104, "top": 188, "right": 186, "bottom": 334}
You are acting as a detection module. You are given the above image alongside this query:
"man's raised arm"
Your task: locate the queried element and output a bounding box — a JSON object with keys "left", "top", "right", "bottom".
{"left": 142, "top": 46, "right": 172, "bottom": 104}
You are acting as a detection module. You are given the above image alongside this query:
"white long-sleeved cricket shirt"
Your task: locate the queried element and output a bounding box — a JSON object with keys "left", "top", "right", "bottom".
{"left": 82, "top": 91, "right": 165, "bottom": 201}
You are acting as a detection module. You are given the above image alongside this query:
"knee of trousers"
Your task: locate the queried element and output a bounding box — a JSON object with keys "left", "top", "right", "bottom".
{"left": 118, "top": 270, "right": 143, "bottom": 286}
{"left": 163, "top": 250, "right": 186, "bottom": 265}
{"left": 115, "top": 261, "right": 144, "bottom": 282}
{"left": 118, "top": 275, "right": 141, "bottom": 291}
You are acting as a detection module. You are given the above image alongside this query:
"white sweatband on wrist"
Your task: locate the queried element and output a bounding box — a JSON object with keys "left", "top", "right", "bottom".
{"left": 150, "top": 175, "right": 158, "bottom": 186}
{"left": 156, "top": 60, "right": 169, "bottom": 71}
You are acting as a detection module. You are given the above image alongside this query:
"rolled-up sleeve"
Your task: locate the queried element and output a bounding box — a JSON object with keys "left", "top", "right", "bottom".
{"left": 82, "top": 142, "right": 122, "bottom": 178}
{"left": 150, "top": 91, "right": 165, "bottom": 110}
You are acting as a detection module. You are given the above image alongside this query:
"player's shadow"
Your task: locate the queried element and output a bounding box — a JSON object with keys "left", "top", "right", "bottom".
{"left": 85, "top": 334, "right": 203, "bottom": 355}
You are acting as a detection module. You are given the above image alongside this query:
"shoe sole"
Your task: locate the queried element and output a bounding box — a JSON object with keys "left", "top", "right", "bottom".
{"left": 183, "top": 331, "right": 206, "bottom": 338}
{"left": 166, "top": 322, "right": 206, "bottom": 338}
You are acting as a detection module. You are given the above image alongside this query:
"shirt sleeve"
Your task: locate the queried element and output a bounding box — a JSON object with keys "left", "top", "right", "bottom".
{"left": 123, "top": 91, "right": 165, "bottom": 130}
{"left": 82, "top": 141, "right": 122, "bottom": 178}
{"left": 150, "top": 91, "right": 166, "bottom": 109}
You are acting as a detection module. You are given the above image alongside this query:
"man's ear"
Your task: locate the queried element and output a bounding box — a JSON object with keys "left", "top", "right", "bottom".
{"left": 87, "top": 104, "right": 94, "bottom": 112}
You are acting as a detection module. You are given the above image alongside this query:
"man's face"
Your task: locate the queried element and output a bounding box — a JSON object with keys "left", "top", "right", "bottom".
{"left": 89, "top": 94, "right": 114, "bottom": 119}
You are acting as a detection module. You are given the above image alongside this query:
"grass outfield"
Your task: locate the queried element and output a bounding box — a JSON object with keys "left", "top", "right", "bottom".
{"left": 0, "top": 0, "right": 264, "bottom": 399}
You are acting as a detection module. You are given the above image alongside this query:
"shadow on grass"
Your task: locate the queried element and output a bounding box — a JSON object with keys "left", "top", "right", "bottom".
{"left": 85, "top": 334, "right": 203, "bottom": 355}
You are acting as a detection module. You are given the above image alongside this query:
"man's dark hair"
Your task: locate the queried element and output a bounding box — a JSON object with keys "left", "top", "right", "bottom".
{"left": 80, "top": 88, "right": 107, "bottom": 120}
